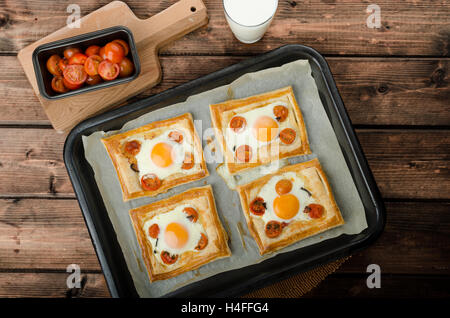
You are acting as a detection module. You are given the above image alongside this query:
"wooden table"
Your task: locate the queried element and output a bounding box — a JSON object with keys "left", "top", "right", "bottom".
{"left": 0, "top": 0, "right": 448, "bottom": 298}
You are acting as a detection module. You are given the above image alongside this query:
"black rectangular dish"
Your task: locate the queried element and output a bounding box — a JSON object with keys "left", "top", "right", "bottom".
{"left": 33, "top": 26, "right": 140, "bottom": 100}
{"left": 64, "top": 44, "right": 385, "bottom": 297}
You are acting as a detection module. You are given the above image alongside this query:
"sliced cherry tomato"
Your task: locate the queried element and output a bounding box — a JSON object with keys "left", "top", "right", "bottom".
{"left": 250, "top": 197, "right": 266, "bottom": 216}
{"left": 161, "top": 251, "right": 178, "bottom": 265}
{"left": 304, "top": 204, "right": 324, "bottom": 219}
{"left": 112, "top": 39, "right": 130, "bottom": 56}
{"left": 51, "top": 76, "right": 68, "bottom": 93}
{"left": 195, "top": 233, "right": 208, "bottom": 250}
{"left": 68, "top": 52, "right": 88, "bottom": 65}
{"left": 85, "top": 45, "right": 101, "bottom": 56}
{"left": 265, "top": 221, "right": 283, "bottom": 238}
{"left": 124, "top": 140, "right": 141, "bottom": 156}
{"left": 235, "top": 144, "right": 252, "bottom": 163}
{"left": 46, "top": 55, "right": 62, "bottom": 76}
{"left": 84, "top": 55, "right": 102, "bottom": 76}
{"left": 63, "top": 47, "right": 81, "bottom": 60}
{"left": 58, "top": 58, "right": 69, "bottom": 72}
{"left": 99, "top": 46, "right": 107, "bottom": 60}
{"left": 118, "top": 57, "right": 134, "bottom": 78}
{"left": 168, "top": 131, "right": 183, "bottom": 143}
{"left": 86, "top": 74, "right": 102, "bottom": 86}
{"left": 63, "top": 64, "right": 87, "bottom": 87}
{"left": 98, "top": 60, "right": 120, "bottom": 81}
{"left": 104, "top": 41, "right": 125, "bottom": 64}
{"left": 62, "top": 77, "right": 82, "bottom": 90}
{"left": 273, "top": 105, "right": 289, "bottom": 122}
{"left": 229, "top": 116, "right": 246, "bottom": 133}
{"left": 279, "top": 128, "right": 296, "bottom": 145}
{"left": 181, "top": 152, "right": 195, "bottom": 170}
{"left": 183, "top": 207, "right": 198, "bottom": 222}
{"left": 275, "top": 179, "right": 293, "bottom": 195}
{"left": 141, "top": 174, "right": 161, "bottom": 191}
{"left": 148, "top": 224, "right": 160, "bottom": 239}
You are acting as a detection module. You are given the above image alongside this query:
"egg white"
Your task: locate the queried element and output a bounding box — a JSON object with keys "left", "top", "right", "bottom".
{"left": 132, "top": 128, "right": 199, "bottom": 180}
{"left": 256, "top": 172, "right": 317, "bottom": 224}
{"left": 143, "top": 205, "right": 205, "bottom": 265}
{"left": 225, "top": 101, "right": 298, "bottom": 162}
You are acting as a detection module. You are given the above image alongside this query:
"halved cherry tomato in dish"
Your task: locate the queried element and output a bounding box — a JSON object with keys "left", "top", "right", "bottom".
{"left": 141, "top": 173, "right": 161, "bottom": 191}
{"left": 168, "top": 130, "right": 183, "bottom": 143}
{"left": 46, "top": 55, "right": 62, "bottom": 76}
{"left": 63, "top": 47, "right": 81, "bottom": 60}
{"left": 68, "top": 52, "right": 88, "bottom": 65}
{"left": 84, "top": 55, "right": 102, "bottom": 76}
{"left": 183, "top": 207, "right": 198, "bottom": 222}
{"left": 229, "top": 116, "right": 246, "bottom": 133}
{"left": 118, "top": 57, "right": 134, "bottom": 78}
{"left": 62, "top": 77, "right": 82, "bottom": 90}
{"left": 85, "top": 74, "right": 102, "bottom": 86}
{"left": 124, "top": 140, "right": 141, "bottom": 156}
{"left": 58, "top": 58, "right": 69, "bottom": 72}
{"left": 161, "top": 251, "right": 178, "bottom": 265}
{"left": 104, "top": 41, "right": 125, "bottom": 64}
{"left": 304, "top": 204, "right": 325, "bottom": 219}
{"left": 273, "top": 105, "right": 289, "bottom": 122}
{"left": 99, "top": 46, "right": 107, "bottom": 60}
{"left": 63, "top": 64, "right": 87, "bottom": 87}
{"left": 181, "top": 152, "right": 195, "bottom": 170}
{"left": 148, "top": 224, "right": 160, "bottom": 239}
{"left": 51, "top": 76, "right": 69, "bottom": 93}
{"left": 85, "top": 45, "right": 101, "bottom": 57}
{"left": 265, "top": 221, "right": 283, "bottom": 238}
{"left": 279, "top": 128, "right": 296, "bottom": 145}
{"left": 112, "top": 39, "right": 129, "bottom": 56}
{"left": 250, "top": 197, "right": 266, "bottom": 216}
{"left": 195, "top": 233, "right": 208, "bottom": 250}
{"left": 98, "top": 60, "right": 120, "bottom": 81}
{"left": 235, "top": 144, "right": 252, "bottom": 163}
{"left": 275, "top": 179, "right": 293, "bottom": 195}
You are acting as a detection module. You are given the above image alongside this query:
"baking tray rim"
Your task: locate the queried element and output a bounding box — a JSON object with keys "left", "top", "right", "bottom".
{"left": 63, "top": 44, "right": 386, "bottom": 298}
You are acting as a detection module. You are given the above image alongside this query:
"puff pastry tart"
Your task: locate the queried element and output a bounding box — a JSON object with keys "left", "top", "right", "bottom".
{"left": 236, "top": 158, "right": 344, "bottom": 255}
{"left": 102, "top": 113, "right": 208, "bottom": 201}
{"left": 209, "top": 86, "right": 311, "bottom": 175}
{"left": 129, "top": 185, "right": 231, "bottom": 282}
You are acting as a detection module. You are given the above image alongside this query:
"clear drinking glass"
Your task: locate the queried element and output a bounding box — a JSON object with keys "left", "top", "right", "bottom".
{"left": 223, "top": 0, "right": 278, "bottom": 44}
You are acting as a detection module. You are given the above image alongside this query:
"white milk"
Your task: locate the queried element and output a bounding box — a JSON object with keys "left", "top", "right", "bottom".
{"left": 223, "top": 0, "right": 278, "bottom": 44}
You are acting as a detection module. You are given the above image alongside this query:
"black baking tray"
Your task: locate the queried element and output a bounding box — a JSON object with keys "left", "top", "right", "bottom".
{"left": 64, "top": 44, "right": 385, "bottom": 298}
{"left": 33, "top": 26, "right": 141, "bottom": 100}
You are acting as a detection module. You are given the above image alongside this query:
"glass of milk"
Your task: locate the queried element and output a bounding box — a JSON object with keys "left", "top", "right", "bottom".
{"left": 223, "top": 0, "right": 278, "bottom": 44}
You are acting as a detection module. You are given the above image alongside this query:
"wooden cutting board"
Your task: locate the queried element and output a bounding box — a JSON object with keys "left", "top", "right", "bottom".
{"left": 17, "top": 0, "right": 208, "bottom": 133}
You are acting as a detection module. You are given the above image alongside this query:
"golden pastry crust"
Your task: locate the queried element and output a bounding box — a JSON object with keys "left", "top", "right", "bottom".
{"left": 102, "top": 113, "right": 208, "bottom": 201}
{"left": 237, "top": 158, "right": 344, "bottom": 255}
{"left": 129, "top": 185, "right": 231, "bottom": 282}
{"left": 210, "top": 86, "right": 311, "bottom": 175}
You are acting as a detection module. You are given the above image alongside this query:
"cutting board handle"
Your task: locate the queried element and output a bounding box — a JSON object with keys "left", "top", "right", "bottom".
{"left": 141, "top": 0, "right": 208, "bottom": 50}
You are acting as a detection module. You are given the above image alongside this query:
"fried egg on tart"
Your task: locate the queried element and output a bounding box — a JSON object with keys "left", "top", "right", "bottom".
{"left": 236, "top": 158, "right": 344, "bottom": 255}
{"left": 102, "top": 113, "right": 208, "bottom": 201}
{"left": 209, "top": 86, "right": 311, "bottom": 175}
{"left": 129, "top": 185, "right": 231, "bottom": 282}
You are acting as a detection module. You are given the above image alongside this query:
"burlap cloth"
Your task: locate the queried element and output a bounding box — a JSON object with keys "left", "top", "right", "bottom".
{"left": 243, "top": 256, "right": 349, "bottom": 298}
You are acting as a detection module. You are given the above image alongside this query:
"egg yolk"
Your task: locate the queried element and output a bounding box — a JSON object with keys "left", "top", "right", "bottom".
{"left": 151, "top": 142, "right": 174, "bottom": 168}
{"left": 164, "top": 222, "right": 189, "bottom": 249}
{"left": 273, "top": 194, "right": 300, "bottom": 220}
{"left": 252, "top": 116, "right": 279, "bottom": 142}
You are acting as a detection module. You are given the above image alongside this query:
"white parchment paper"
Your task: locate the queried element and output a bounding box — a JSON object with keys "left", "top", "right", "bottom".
{"left": 82, "top": 59, "right": 368, "bottom": 297}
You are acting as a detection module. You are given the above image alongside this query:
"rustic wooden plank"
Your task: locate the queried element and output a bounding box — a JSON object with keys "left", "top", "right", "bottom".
{"left": 1, "top": 198, "right": 448, "bottom": 274}
{"left": 0, "top": 128, "right": 448, "bottom": 199}
{"left": 1, "top": 56, "right": 449, "bottom": 126}
{"left": 0, "top": 1, "right": 449, "bottom": 56}
{"left": 0, "top": 272, "right": 109, "bottom": 298}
